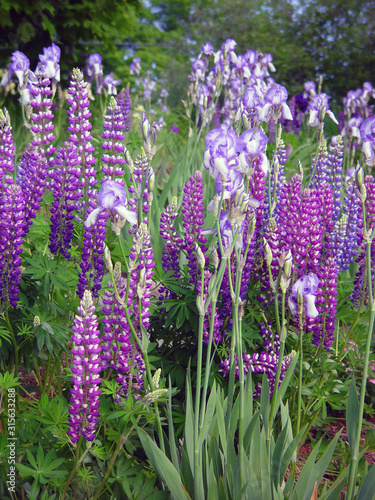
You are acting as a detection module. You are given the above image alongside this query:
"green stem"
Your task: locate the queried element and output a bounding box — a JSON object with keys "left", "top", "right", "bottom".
{"left": 346, "top": 227, "right": 375, "bottom": 498}
{"left": 296, "top": 318, "right": 304, "bottom": 435}
{"left": 61, "top": 437, "right": 83, "bottom": 500}
{"left": 93, "top": 420, "right": 138, "bottom": 500}
{"left": 194, "top": 267, "right": 205, "bottom": 500}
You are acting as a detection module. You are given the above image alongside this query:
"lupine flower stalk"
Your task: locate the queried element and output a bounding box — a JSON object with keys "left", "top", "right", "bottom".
{"left": 0, "top": 109, "right": 15, "bottom": 184}
{"left": 116, "top": 84, "right": 132, "bottom": 132}
{"left": 308, "top": 257, "right": 338, "bottom": 350}
{"left": 16, "top": 145, "right": 48, "bottom": 232}
{"left": 49, "top": 143, "right": 81, "bottom": 258}
{"left": 67, "top": 290, "right": 102, "bottom": 443}
{"left": 29, "top": 69, "right": 56, "bottom": 164}
{"left": 66, "top": 68, "right": 96, "bottom": 209}
{"left": 0, "top": 184, "right": 25, "bottom": 307}
{"left": 101, "top": 96, "right": 126, "bottom": 183}
{"left": 181, "top": 171, "right": 207, "bottom": 282}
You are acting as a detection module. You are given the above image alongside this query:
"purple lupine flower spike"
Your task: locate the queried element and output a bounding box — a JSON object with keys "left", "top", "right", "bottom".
{"left": 335, "top": 173, "right": 361, "bottom": 271}
{"left": 181, "top": 171, "right": 207, "bottom": 281}
{"left": 49, "top": 143, "right": 81, "bottom": 258}
{"left": 66, "top": 68, "right": 97, "bottom": 210}
{"left": 29, "top": 68, "right": 56, "bottom": 164}
{"left": 17, "top": 145, "right": 48, "bottom": 233}
{"left": 77, "top": 213, "right": 108, "bottom": 299}
{"left": 116, "top": 85, "right": 132, "bottom": 132}
{"left": 0, "top": 109, "right": 15, "bottom": 184}
{"left": 101, "top": 263, "right": 131, "bottom": 375}
{"left": 101, "top": 97, "right": 126, "bottom": 183}
{"left": 308, "top": 257, "right": 338, "bottom": 350}
{"left": 67, "top": 290, "right": 102, "bottom": 443}
{"left": 0, "top": 184, "right": 25, "bottom": 307}
{"left": 159, "top": 197, "right": 182, "bottom": 299}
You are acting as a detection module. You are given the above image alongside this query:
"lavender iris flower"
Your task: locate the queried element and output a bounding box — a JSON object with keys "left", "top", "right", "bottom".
{"left": 219, "top": 211, "right": 245, "bottom": 250}
{"left": 259, "top": 84, "right": 293, "bottom": 122}
{"left": 191, "top": 59, "right": 206, "bottom": 81}
{"left": 360, "top": 116, "right": 375, "bottom": 166}
{"left": 238, "top": 128, "right": 269, "bottom": 174}
{"left": 288, "top": 273, "right": 319, "bottom": 318}
{"left": 1, "top": 51, "right": 30, "bottom": 88}
{"left": 103, "top": 74, "right": 121, "bottom": 95}
{"left": 130, "top": 57, "right": 141, "bottom": 76}
{"left": 38, "top": 43, "right": 61, "bottom": 81}
{"left": 85, "top": 180, "right": 137, "bottom": 227}
{"left": 204, "top": 124, "right": 241, "bottom": 180}
{"left": 308, "top": 93, "right": 338, "bottom": 127}
{"left": 201, "top": 42, "right": 214, "bottom": 57}
{"left": 303, "top": 81, "right": 316, "bottom": 99}
{"left": 87, "top": 53, "right": 103, "bottom": 92}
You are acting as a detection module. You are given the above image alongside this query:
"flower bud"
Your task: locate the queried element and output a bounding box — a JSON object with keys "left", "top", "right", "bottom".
{"left": 246, "top": 216, "right": 256, "bottom": 245}
{"left": 152, "top": 368, "right": 161, "bottom": 389}
{"left": 142, "top": 112, "right": 150, "bottom": 142}
{"left": 263, "top": 238, "right": 273, "bottom": 267}
{"left": 211, "top": 248, "right": 219, "bottom": 269}
{"left": 283, "top": 250, "right": 293, "bottom": 280}
{"left": 104, "top": 244, "right": 113, "bottom": 273}
{"left": 196, "top": 244, "right": 205, "bottom": 269}
{"left": 33, "top": 315, "right": 41, "bottom": 328}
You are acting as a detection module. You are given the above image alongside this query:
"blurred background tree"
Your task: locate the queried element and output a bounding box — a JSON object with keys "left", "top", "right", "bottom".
{"left": 0, "top": 0, "right": 374, "bottom": 105}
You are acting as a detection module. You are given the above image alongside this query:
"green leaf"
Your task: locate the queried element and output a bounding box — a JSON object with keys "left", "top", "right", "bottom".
{"left": 355, "top": 465, "right": 375, "bottom": 500}
{"left": 347, "top": 376, "right": 359, "bottom": 456}
{"left": 137, "top": 428, "right": 191, "bottom": 499}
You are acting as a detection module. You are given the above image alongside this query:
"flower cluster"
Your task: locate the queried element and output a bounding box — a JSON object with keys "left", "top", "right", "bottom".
{"left": 67, "top": 291, "right": 102, "bottom": 443}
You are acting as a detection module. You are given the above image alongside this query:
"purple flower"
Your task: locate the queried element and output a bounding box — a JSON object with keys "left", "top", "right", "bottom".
{"left": 1, "top": 51, "right": 30, "bottom": 88}
{"left": 0, "top": 109, "right": 15, "bottom": 183}
{"left": 16, "top": 145, "right": 48, "bottom": 232}
{"left": 49, "top": 143, "right": 81, "bottom": 258}
{"left": 67, "top": 68, "right": 97, "bottom": 208}
{"left": 360, "top": 116, "right": 375, "bottom": 166}
{"left": 191, "top": 59, "right": 206, "bottom": 81}
{"left": 308, "top": 93, "right": 338, "bottom": 127}
{"left": 101, "top": 97, "right": 126, "bottom": 182}
{"left": 85, "top": 180, "right": 137, "bottom": 228}
{"left": 0, "top": 184, "right": 25, "bottom": 307}
{"left": 201, "top": 42, "right": 214, "bottom": 57}
{"left": 38, "top": 43, "right": 61, "bottom": 81}
{"left": 181, "top": 171, "right": 207, "bottom": 280}
{"left": 238, "top": 128, "right": 269, "bottom": 174}
{"left": 259, "top": 84, "right": 293, "bottom": 123}
{"left": 219, "top": 211, "right": 245, "bottom": 250}
{"left": 303, "top": 81, "right": 316, "bottom": 99}
{"left": 288, "top": 273, "right": 319, "bottom": 318}
{"left": 116, "top": 85, "right": 132, "bottom": 132}
{"left": 67, "top": 290, "right": 102, "bottom": 443}
{"left": 309, "top": 257, "right": 338, "bottom": 350}
{"left": 130, "top": 57, "right": 141, "bottom": 76}
{"left": 87, "top": 53, "right": 103, "bottom": 93}
{"left": 103, "top": 74, "right": 121, "bottom": 95}
{"left": 170, "top": 125, "right": 179, "bottom": 134}
{"left": 204, "top": 124, "right": 241, "bottom": 180}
